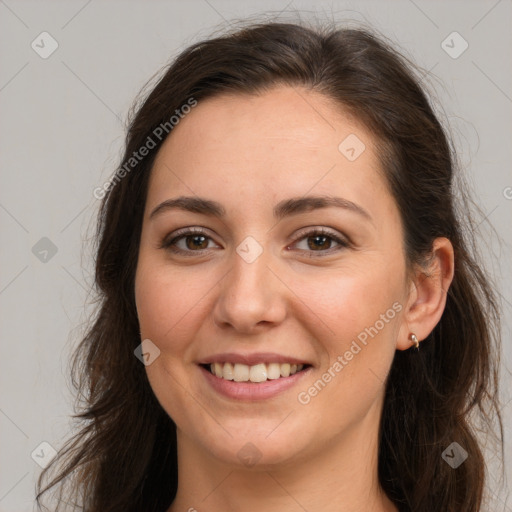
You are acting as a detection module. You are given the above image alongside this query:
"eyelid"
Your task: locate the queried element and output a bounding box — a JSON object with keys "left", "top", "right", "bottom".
{"left": 287, "top": 226, "right": 350, "bottom": 255}
{"left": 290, "top": 225, "right": 349, "bottom": 243}
{"left": 158, "top": 226, "right": 221, "bottom": 251}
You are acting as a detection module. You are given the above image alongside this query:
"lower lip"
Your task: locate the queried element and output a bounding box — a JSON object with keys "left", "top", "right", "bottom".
{"left": 199, "top": 365, "right": 311, "bottom": 401}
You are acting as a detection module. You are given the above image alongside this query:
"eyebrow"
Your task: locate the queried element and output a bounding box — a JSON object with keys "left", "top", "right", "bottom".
{"left": 149, "top": 195, "right": 372, "bottom": 222}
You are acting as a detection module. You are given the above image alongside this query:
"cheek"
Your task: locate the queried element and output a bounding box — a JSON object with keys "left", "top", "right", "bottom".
{"left": 134, "top": 259, "right": 205, "bottom": 366}
{"left": 134, "top": 260, "right": 210, "bottom": 421}
{"left": 292, "top": 262, "right": 403, "bottom": 409}
{"left": 295, "top": 261, "right": 403, "bottom": 344}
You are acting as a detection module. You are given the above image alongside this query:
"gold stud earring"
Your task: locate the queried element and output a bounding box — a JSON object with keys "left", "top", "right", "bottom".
{"left": 410, "top": 333, "right": 420, "bottom": 350}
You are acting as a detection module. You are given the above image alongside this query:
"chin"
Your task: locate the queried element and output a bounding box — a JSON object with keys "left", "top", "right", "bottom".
{"left": 195, "top": 424, "right": 311, "bottom": 470}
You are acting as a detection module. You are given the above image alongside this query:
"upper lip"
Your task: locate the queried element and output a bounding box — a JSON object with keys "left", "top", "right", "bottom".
{"left": 198, "top": 352, "right": 311, "bottom": 366}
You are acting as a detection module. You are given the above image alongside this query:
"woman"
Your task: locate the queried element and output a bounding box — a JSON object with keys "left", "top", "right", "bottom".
{"left": 36, "top": 21, "right": 505, "bottom": 512}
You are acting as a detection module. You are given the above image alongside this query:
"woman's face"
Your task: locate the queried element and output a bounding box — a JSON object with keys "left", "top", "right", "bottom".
{"left": 135, "top": 85, "right": 411, "bottom": 468}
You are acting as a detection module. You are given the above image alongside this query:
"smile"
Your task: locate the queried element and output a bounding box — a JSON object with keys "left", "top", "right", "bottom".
{"left": 204, "top": 362, "right": 307, "bottom": 382}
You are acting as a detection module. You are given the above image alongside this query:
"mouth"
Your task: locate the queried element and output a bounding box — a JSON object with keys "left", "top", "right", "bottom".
{"left": 200, "top": 362, "right": 311, "bottom": 383}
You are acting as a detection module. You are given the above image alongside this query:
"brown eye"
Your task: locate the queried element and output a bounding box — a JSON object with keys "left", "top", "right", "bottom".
{"left": 292, "top": 228, "right": 349, "bottom": 256}
{"left": 160, "top": 228, "right": 220, "bottom": 255}
{"left": 307, "top": 235, "right": 333, "bottom": 251}
{"left": 184, "top": 234, "right": 209, "bottom": 250}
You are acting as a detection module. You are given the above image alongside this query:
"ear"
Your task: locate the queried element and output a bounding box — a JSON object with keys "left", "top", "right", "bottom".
{"left": 396, "top": 237, "right": 455, "bottom": 351}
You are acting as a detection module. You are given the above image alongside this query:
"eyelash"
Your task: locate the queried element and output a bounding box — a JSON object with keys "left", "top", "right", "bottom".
{"left": 159, "top": 227, "right": 350, "bottom": 257}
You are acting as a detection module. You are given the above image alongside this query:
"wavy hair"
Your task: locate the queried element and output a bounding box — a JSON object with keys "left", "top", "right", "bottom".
{"left": 36, "top": 20, "right": 505, "bottom": 512}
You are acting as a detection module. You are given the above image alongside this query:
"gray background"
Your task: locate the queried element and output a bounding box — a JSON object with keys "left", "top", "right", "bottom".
{"left": 0, "top": 1, "right": 511, "bottom": 510}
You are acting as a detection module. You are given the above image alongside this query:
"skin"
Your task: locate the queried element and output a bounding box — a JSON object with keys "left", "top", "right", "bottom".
{"left": 134, "top": 85, "right": 454, "bottom": 512}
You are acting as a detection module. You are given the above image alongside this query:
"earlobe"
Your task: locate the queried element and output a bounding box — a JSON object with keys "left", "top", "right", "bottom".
{"left": 396, "top": 237, "right": 455, "bottom": 351}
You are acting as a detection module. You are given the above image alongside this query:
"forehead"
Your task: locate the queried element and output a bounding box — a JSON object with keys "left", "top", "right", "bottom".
{"left": 147, "top": 86, "right": 394, "bottom": 221}
{"left": 157, "top": 86, "right": 367, "bottom": 161}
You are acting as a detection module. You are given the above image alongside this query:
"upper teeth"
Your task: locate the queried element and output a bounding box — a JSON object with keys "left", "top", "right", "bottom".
{"left": 209, "top": 362, "right": 304, "bottom": 382}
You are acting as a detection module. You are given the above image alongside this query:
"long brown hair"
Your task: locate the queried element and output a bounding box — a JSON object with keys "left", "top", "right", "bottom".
{"left": 36, "top": 21, "right": 505, "bottom": 512}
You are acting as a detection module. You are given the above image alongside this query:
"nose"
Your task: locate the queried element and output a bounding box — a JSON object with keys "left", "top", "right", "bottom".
{"left": 213, "top": 245, "right": 287, "bottom": 334}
